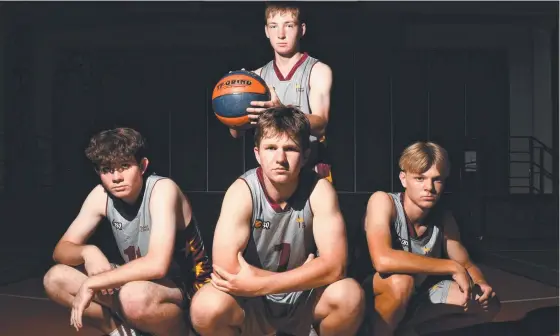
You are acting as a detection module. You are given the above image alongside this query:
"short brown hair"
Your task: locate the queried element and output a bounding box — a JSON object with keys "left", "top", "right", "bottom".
{"left": 254, "top": 106, "right": 310, "bottom": 151}
{"left": 85, "top": 127, "right": 147, "bottom": 168}
{"left": 264, "top": 2, "right": 303, "bottom": 24}
{"left": 399, "top": 141, "right": 450, "bottom": 177}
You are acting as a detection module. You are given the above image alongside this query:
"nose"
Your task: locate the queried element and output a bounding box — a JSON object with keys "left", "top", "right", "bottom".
{"left": 274, "top": 149, "right": 287, "bottom": 163}
{"left": 423, "top": 179, "right": 434, "bottom": 192}
{"left": 277, "top": 26, "right": 286, "bottom": 39}
{"left": 111, "top": 170, "right": 124, "bottom": 183}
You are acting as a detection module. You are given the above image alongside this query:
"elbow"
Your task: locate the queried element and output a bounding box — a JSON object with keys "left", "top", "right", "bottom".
{"left": 151, "top": 266, "right": 168, "bottom": 280}
{"left": 149, "top": 258, "right": 171, "bottom": 280}
{"left": 326, "top": 263, "right": 345, "bottom": 283}
{"left": 372, "top": 255, "right": 393, "bottom": 274}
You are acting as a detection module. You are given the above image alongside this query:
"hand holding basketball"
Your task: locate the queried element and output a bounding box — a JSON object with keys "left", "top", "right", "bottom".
{"left": 246, "top": 84, "right": 282, "bottom": 123}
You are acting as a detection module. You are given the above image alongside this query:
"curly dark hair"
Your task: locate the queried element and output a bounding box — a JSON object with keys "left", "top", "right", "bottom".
{"left": 85, "top": 127, "right": 147, "bottom": 168}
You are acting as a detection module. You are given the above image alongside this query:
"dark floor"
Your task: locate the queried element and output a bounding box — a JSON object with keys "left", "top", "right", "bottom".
{"left": 0, "top": 263, "right": 557, "bottom": 336}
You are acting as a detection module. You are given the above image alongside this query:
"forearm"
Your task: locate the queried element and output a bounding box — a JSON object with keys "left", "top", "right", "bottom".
{"left": 53, "top": 242, "right": 93, "bottom": 266}
{"left": 375, "top": 250, "right": 460, "bottom": 275}
{"left": 85, "top": 257, "right": 166, "bottom": 291}
{"left": 262, "top": 258, "right": 343, "bottom": 295}
{"left": 306, "top": 114, "right": 327, "bottom": 139}
{"left": 465, "top": 263, "right": 487, "bottom": 284}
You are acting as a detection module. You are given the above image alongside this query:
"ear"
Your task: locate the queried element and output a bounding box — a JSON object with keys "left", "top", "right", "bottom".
{"left": 264, "top": 24, "right": 270, "bottom": 39}
{"left": 140, "top": 158, "right": 150, "bottom": 175}
{"left": 254, "top": 147, "right": 262, "bottom": 166}
{"left": 300, "top": 23, "right": 306, "bottom": 38}
{"left": 399, "top": 171, "right": 407, "bottom": 189}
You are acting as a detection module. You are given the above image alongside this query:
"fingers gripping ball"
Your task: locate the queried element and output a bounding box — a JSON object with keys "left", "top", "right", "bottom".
{"left": 212, "top": 70, "right": 271, "bottom": 127}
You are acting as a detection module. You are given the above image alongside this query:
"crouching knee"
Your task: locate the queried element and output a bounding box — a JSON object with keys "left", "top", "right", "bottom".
{"left": 189, "top": 284, "right": 242, "bottom": 333}
{"left": 322, "top": 278, "right": 366, "bottom": 318}
{"left": 119, "top": 281, "right": 158, "bottom": 322}
{"left": 43, "top": 264, "right": 76, "bottom": 298}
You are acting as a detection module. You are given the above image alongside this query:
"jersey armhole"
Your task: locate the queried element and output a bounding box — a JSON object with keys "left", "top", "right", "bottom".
{"left": 238, "top": 178, "right": 255, "bottom": 224}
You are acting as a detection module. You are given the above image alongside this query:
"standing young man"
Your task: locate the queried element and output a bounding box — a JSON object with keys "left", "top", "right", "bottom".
{"left": 43, "top": 128, "right": 211, "bottom": 336}
{"left": 363, "top": 141, "right": 500, "bottom": 335}
{"left": 191, "top": 107, "right": 364, "bottom": 336}
{"left": 230, "top": 2, "right": 334, "bottom": 183}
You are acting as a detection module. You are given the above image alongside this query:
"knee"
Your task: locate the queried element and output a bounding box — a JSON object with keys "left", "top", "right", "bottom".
{"left": 43, "top": 264, "right": 70, "bottom": 295}
{"left": 119, "top": 282, "right": 155, "bottom": 322}
{"left": 324, "top": 278, "right": 366, "bottom": 316}
{"left": 190, "top": 284, "right": 237, "bottom": 331}
{"left": 386, "top": 274, "right": 415, "bottom": 305}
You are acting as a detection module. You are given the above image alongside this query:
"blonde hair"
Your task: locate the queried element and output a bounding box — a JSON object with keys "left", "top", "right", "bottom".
{"left": 399, "top": 141, "right": 450, "bottom": 177}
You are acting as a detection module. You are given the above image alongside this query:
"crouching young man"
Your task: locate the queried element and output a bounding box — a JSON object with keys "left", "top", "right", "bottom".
{"left": 190, "top": 106, "right": 365, "bottom": 336}
{"left": 363, "top": 141, "right": 500, "bottom": 335}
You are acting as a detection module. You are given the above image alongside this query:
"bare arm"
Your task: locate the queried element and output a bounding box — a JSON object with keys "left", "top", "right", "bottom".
{"left": 444, "top": 212, "right": 488, "bottom": 284}
{"left": 53, "top": 185, "right": 107, "bottom": 266}
{"left": 365, "top": 192, "right": 462, "bottom": 275}
{"left": 212, "top": 179, "right": 253, "bottom": 274}
{"left": 307, "top": 62, "right": 332, "bottom": 139}
{"left": 263, "top": 179, "right": 346, "bottom": 294}
{"left": 85, "top": 179, "right": 182, "bottom": 290}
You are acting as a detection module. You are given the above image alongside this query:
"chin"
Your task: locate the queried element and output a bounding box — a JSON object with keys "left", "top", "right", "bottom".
{"left": 110, "top": 189, "right": 131, "bottom": 198}
{"left": 417, "top": 199, "right": 438, "bottom": 210}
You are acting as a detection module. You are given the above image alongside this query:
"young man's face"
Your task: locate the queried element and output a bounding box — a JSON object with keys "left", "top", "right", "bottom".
{"left": 254, "top": 131, "right": 308, "bottom": 184}
{"left": 399, "top": 164, "right": 446, "bottom": 210}
{"left": 98, "top": 157, "right": 148, "bottom": 201}
{"left": 265, "top": 11, "right": 305, "bottom": 56}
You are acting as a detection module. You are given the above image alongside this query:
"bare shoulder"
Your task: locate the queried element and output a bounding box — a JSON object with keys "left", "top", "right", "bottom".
{"left": 86, "top": 184, "right": 109, "bottom": 215}
{"left": 367, "top": 191, "right": 394, "bottom": 209}
{"left": 151, "top": 178, "right": 182, "bottom": 200}
{"left": 310, "top": 178, "right": 338, "bottom": 208}
{"left": 311, "top": 62, "right": 332, "bottom": 78}
{"left": 222, "top": 178, "right": 253, "bottom": 209}
{"left": 313, "top": 61, "right": 332, "bottom": 73}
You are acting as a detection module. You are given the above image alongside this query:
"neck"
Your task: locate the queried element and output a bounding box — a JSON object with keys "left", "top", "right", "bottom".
{"left": 262, "top": 173, "right": 298, "bottom": 205}
{"left": 275, "top": 50, "right": 303, "bottom": 68}
{"left": 402, "top": 192, "right": 430, "bottom": 226}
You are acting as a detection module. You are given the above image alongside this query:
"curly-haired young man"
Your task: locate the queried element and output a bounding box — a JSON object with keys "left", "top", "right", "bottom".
{"left": 43, "top": 127, "right": 211, "bottom": 336}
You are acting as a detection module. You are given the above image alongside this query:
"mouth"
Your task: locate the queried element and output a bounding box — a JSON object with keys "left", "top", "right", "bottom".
{"left": 113, "top": 186, "right": 127, "bottom": 191}
{"left": 421, "top": 196, "right": 436, "bottom": 201}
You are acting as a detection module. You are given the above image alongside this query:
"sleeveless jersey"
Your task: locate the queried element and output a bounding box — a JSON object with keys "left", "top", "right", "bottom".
{"left": 106, "top": 174, "right": 211, "bottom": 295}
{"left": 387, "top": 192, "right": 444, "bottom": 287}
{"left": 240, "top": 168, "right": 317, "bottom": 304}
{"left": 260, "top": 53, "right": 319, "bottom": 144}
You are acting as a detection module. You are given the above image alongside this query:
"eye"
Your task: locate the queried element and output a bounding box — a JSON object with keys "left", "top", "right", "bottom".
{"left": 121, "top": 163, "right": 131, "bottom": 169}
{"left": 415, "top": 177, "right": 424, "bottom": 182}
{"left": 100, "top": 167, "right": 111, "bottom": 174}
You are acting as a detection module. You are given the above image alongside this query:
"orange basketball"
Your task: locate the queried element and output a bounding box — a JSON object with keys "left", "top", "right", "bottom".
{"left": 211, "top": 70, "right": 271, "bottom": 127}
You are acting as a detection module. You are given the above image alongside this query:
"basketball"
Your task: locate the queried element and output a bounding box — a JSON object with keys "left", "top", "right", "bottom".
{"left": 211, "top": 70, "right": 271, "bottom": 127}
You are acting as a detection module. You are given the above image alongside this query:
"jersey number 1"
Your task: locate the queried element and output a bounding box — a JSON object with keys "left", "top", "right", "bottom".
{"left": 123, "top": 245, "right": 141, "bottom": 262}
{"left": 276, "top": 243, "right": 291, "bottom": 272}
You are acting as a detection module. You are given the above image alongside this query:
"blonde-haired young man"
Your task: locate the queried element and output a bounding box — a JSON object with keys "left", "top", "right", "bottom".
{"left": 363, "top": 141, "right": 500, "bottom": 335}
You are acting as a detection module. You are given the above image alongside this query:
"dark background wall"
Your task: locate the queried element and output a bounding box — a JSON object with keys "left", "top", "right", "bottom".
{"left": 0, "top": 2, "right": 557, "bottom": 284}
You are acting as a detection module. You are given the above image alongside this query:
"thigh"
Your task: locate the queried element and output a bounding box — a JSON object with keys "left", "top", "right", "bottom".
{"left": 44, "top": 264, "right": 116, "bottom": 308}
